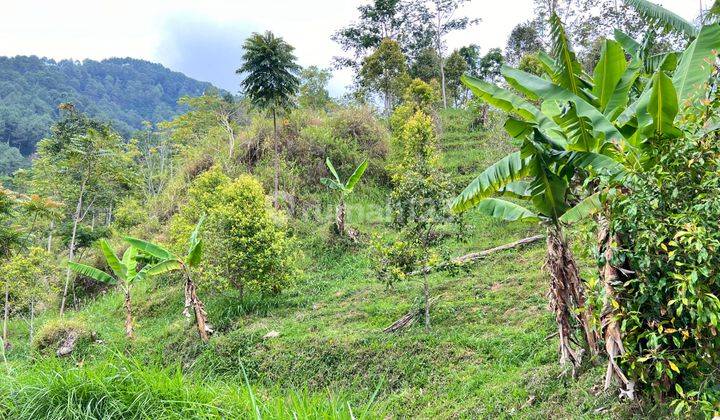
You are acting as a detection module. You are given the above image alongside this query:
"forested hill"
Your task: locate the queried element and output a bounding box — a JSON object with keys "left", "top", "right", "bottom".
{"left": 0, "top": 56, "right": 216, "bottom": 155}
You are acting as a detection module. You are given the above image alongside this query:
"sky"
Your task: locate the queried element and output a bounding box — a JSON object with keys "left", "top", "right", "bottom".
{"left": 0, "top": 1, "right": 704, "bottom": 96}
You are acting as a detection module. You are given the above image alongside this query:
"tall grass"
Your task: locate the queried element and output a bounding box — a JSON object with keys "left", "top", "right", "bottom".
{"left": 0, "top": 355, "right": 380, "bottom": 419}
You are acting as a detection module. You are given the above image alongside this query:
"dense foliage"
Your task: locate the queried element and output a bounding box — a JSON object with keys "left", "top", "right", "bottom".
{"left": 0, "top": 56, "right": 214, "bottom": 155}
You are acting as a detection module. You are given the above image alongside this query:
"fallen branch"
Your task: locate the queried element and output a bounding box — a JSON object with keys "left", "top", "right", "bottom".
{"left": 384, "top": 297, "right": 439, "bottom": 333}
{"left": 408, "top": 235, "right": 545, "bottom": 276}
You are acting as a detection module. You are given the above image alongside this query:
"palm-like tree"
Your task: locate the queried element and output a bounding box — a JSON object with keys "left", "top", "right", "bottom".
{"left": 68, "top": 241, "right": 149, "bottom": 339}
{"left": 237, "top": 31, "right": 301, "bottom": 209}
{"left": 125, "top": 216, "right": 211, "bottom": 342}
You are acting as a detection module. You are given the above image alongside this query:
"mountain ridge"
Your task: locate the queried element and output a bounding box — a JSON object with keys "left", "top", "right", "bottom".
{"left": 0, "top": 55, "right": 219, "bottom": 155}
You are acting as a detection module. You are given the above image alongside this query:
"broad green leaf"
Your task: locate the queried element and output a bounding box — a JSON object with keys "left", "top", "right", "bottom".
{"left": 605, "top": 60, "right": 642, "bottom": 120}
{"left": 146, "top": 259, "right": 184, "bottom": 276}
{"left": 320, "top": 177, "right": 342, "bottom": 190}
{"left": 475, "top": 198, "right": 539, "bottom": 222}
{"left": 325, "top": 157, "right": 341, "bottom": 184}
{"left": 500, "top": 181, "right": 532, "bottom": 198}
{"left": 614, "top": 30, "right": 642, "bottom": 57}
{"left": 672, "top": 24, "right": 720, "bottom": 103}
{"left": 188, "top": 213, "right": 206, "bottom": 252}
{"left": 530, "top": 159, "right": 569, "bottom": 221}
{"left": 559, "top": 192, "right": 602, "bottom": 224}
{"left": 124, "top": 237, "right": 175, "bottom": 260}
{"left": 549, "top": 13, "right": 587, "bottom": 99}
{"left": 593, "top": 39, "right": 627, "bottom": 111}
{"left": 648, "top": 71, "right": 680, "bottom": 136}
{"left": 122, "top": 246, "right": 138, "bottom": 280}
{"left": 452, "top": 152, "right": 531, "bottom": 213}
{"left": 503, "top": 67, "right": 624, "bottom": 149}
{"left": 462, "top": 74, "right": 541, "bottom": 122}
{"left": 186, "top": 241, "right": 203, "bottom": 268}
{"left": 345, "top": 159, "right": 368, "bottom": 191}
{"left": 571, "top": 152, "right": 626, "bottom": 178}
{"left": 625, "top": 0, "right": 699, "bottom": 38}
{"left": 68, "top": 262, "right": 116, "bottom": 285}
{"left": 644, "top": 52, "right": 679, "bottom": 74}
{"left": 99, "top": 239, "right": 126, "bottom": 281}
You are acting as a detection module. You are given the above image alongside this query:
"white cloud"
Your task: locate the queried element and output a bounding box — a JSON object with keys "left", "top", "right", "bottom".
{"left": 0, "top": 0, "right": 704, "bottom": 95}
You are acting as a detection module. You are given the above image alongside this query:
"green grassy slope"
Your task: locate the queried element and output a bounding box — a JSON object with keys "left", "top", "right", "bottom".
{"left": 1, "top": 109, "right": 638, "bottom": 419}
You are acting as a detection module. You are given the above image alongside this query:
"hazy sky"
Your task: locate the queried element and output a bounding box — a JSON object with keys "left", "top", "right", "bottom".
{"left": 0, "top": 1, "right": 703, "bottom": 95}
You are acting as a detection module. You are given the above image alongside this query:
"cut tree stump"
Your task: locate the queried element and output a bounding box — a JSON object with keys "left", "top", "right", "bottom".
{"left": 408, "top": 235, "right": 544, "bottom": 276}
{"left": 56, "top": 331, "right": 79, "bottom": 357}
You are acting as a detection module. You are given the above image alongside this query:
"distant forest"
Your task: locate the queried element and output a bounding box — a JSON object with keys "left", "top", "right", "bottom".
{"left": 0, "top": 56, "right": 215, "bottom": 156}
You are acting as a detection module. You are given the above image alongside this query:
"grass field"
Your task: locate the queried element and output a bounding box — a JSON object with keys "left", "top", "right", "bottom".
{"left": 0, "top": 109, "right": 646, "bottom": 419}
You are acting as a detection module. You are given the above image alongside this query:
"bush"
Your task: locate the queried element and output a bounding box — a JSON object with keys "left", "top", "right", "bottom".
{"left": 612, "top": 128, "right": 720, "bottom": 414}
{"left": 170, "top": 167, "right": 297, "bottom": 296}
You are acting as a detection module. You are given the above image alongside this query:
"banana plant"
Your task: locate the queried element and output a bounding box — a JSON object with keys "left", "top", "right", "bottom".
{"left": 68, "top": 240, "right": 150, "bottom": 339}
{"left": 320, "top": 157, "right": 368, "bottom": 237}
{"left": 124, "top": 215, "right": 211, "bottom": 343}
{"left": 454, "top": 4, "right": 718, "bottom": 392}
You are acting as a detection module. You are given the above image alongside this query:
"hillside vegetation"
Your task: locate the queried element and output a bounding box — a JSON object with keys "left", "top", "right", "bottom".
{"left": 0, "top": 56, "right": 214, "bottom": 155}
{"left": 0, "top": 0, "right": 719, "bottom": 418}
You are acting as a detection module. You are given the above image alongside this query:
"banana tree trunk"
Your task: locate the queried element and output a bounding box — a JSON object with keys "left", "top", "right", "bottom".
{"left": 124, "top": 289, "right": 134, "bottom": 340}
{"left": 336, "top": 198, "right": 346, "bottom": 235}
{"left": 545, "top": 226, "right": 598, "bottom": 375}
{"left": 183, "top": 269, "right": 210, "bottom": 343}
{"left": 597, "top": 216, "right": 635, "bottom": 399}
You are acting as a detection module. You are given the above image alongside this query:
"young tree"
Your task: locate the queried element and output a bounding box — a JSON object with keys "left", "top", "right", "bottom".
{"left": 126, "top": 217, "right": 212, "bottom": 342}
{"left": 360, "top": 38, "right": 409, "bottom": 114}
{"left": 170, "top": 167, "right": 296, "bottom": 298}
{"left": 443, "top": 50, "right": 469, "bottom": 107}
{"left": 426, "top": 0, "right": 479, "bottom": 108}
{"left": 4, "top": 247, "right": 58, "bottom": 345}
{"left": 387, "top": 110, "right": 458, "bottom": 330}
{"left": 320, "top": 157, "right": 368, "bottom": 237}
{"left": 410, "top": 48, "right": 442, "bottom": 83}
{"left": 237, "top": 31, "right": 301, "bottom": 209}
{"left": 31, "top": 111, "right": 135, "bottom": 316}
{"left": 68, "top": 241, "right": 149, "bottom": 339}
{"left": 0, "top": 188, "right": 19, "bottom": 349}
{"left": 299, "top": 66, "right": 333, "bottom": 110}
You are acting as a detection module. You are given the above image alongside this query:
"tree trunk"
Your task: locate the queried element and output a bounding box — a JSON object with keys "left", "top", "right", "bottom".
{"left": 335, "top": 198, "right": 346, "bottom": 235}
{"left": 2, "top": 282, "right": 9, "bottom": 349}
{"left": 183, "top": 269, "right": 210, "bottom": 343}
{"left": 60, "top": 178, "right": 86, "bottom": 316}
{"left": 423, "top": 271, "right": 430, "bottom": 331}
{"left": 272, "top": 109, "right": 280, "bottom": 209}
{"left": 29, "top": 299, "right": 34, "bottom": 345}
{"left": 597, "top": 216, "right": 635, "bottom": 399}
{"left": 545, "top": 226, "right": 598, "bottom": 375}
{"left": 124, "top": 289, "right": 134, "bottom": 340}
{"left": 47, "top": 220, "right": 54, "bottom": 252}
{"left": 440, "top": 57, "right": 447, "bottom": 109}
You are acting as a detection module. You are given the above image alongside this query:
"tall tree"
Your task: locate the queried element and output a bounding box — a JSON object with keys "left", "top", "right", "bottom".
{"left": 299, "top": 66, "right": 333, "bottom": 110}
{"left": 332, "top": 0, "right": 434, "bottom": 70}
{"left": 237, "top": 31, "right": 301, "bottom": 209}
{"left": 426, "top": 0, "right": 479, "bottom": 108}
{"left": 359, "top": 38, "right": 410, "bottom": 114}
{"left": 443, "top": 50, "right": 469, "bottom": 106}
{"left": 505, "top": 21, "right": 544, "bottom": 65}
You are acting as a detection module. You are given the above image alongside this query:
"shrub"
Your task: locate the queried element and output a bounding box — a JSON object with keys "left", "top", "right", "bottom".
{"left": 170, "top": 167, "right": 297, "bottom": 296}
{"left": 612, "top": 127, "right": 720, "bottom": 414}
